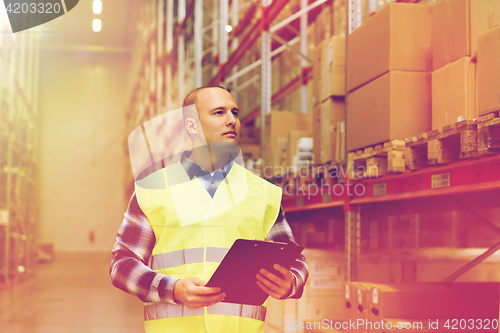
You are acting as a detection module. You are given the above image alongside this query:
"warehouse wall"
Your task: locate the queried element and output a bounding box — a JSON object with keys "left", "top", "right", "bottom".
{"left": 38, "top": 51, "right": 130, "bottom": 252}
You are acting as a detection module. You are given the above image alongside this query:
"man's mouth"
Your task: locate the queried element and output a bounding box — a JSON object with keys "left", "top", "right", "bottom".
{"left": 224, "top": 131, "right": 236, "bottom": 136}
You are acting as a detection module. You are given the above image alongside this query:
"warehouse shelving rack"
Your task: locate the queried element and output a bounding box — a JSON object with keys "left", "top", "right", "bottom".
{"left": 124, "top": 0, "right": 498, "bottom": 289}
{"left": 281, "top": 154, "right": 500, "bottom": 282}
{"left": 338, "top": 0, "right": 500, "bottom": 284}
{"left": 0, "top": 19, "right": 40, "bottom": 288}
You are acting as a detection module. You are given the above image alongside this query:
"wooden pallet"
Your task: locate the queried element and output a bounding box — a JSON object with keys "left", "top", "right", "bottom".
{"left": 346, "top": 140, "right": 405, "bottom": 180}
{"left": 477, "top": 111, "right": 500, "bottom": 156}
{"left": 405, "top": 120, "right": 478, "bottom": 170}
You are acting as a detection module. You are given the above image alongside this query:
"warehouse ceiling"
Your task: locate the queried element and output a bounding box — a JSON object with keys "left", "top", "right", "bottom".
{"left": 36, "top": 0, "right": 139, "bottom": 52}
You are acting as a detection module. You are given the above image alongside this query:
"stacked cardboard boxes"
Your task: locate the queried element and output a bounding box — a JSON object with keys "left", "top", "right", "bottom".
{"left": 263, "top": 111, "right": 313, "bottom": 177}
{"left": 333, "top": 0, "right": 347, "bottom": 37}
{"left": 476, "top": 0, "right": 500, "bottom": 116}
{"left": 312, "top": 35, "right": 346, "bottom": 165}
{"left": 478, "top": 25, "right": 500, "bottom": 116}
{"left": 343, "top": 282, "right": 499, "bottom": 333}
{"left": 312, "top": 36, "right": 345, "bottom": 106}
{"left": 239, "top": 126, "right": 260, "bottom": 160}
{"left": 433, "top": 0, "right": 500, "bottom": 125}
{"left": 432, "top": 57, "right": 476, "bottom": 129}
{"left": 345, "top": 0, "right": 500, "bottom": 150}
{"left": 313, "top": 98, "right": 345, "bottom": 165}
{"left": 265, "top": 249, "right": 344, "bottom": 333}
{"left": 313, "top": 5, "right": 333, "bottom": 48}
{"left": 346, "top": 3, "right": 432, "bottom": 152}
{"left": 432, "top": 0, "right": 476, "bottom": 129}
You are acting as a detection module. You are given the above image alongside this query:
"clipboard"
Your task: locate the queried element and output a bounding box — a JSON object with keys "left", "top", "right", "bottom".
{"left": 206, "top": 239, "right": 304, "bottom": 306}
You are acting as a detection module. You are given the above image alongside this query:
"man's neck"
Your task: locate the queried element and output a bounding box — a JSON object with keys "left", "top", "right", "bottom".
{"left": 189, "top": 145, "right": 231, "bottom": 173}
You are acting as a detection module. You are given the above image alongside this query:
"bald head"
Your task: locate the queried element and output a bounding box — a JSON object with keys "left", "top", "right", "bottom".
{"left": 183, "top": 86, "right": 229, "bottom": 109}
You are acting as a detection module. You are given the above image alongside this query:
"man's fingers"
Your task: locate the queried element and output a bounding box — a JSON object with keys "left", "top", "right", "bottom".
{"left": 191, "top": 285, "right": 221, "bottom": 295}
{"left": 256, "top": 280, "right": 279, "bottom": 299}
{"left": 202, "top": 292, "right": 225, "bottom": 303}
{"left": 259, "top": 269, "right": 281, "bottom": 284}
{"left": 273, "top": 264, "right": 291, "bottom": 276}
{"left": 185, "top": 293, "right": 226, "bottom": 309}
{"left": 256, "top": 273, "right": 280, "bottom": 290}
{"left": 189, "top": 277, "right": 208, "bottom": 286}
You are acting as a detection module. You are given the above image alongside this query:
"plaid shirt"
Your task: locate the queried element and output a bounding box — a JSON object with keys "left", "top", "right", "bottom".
{"left": 110, "top": 152, "right": 308, "bottom": 304}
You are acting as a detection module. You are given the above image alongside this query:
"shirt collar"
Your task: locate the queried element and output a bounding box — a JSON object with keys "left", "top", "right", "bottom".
{"left": 180, "top": 150, "right": 234, "bottom": 180}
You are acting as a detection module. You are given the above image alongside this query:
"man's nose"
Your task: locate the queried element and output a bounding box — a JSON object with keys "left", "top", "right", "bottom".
{"left": 226, "top": 112, "right": 236, "bottom": 126}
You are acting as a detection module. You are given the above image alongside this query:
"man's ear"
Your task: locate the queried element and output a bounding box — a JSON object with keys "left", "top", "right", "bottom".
{"left": 185, "top": 118, "right": 198, "bottom": 136}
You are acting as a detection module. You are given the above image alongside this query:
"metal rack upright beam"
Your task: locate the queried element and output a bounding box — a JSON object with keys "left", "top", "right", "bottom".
{"left": 194, "top": 0, "right": 203, "bottom": 88}
{"left": 166, "top": 0, "right": 174, "bottom": 112}
{"left": 178, "top": 0, "right": 186, "bottom": 107}
{"left": 260, "top": 0, "right": 272, "bottom": 151}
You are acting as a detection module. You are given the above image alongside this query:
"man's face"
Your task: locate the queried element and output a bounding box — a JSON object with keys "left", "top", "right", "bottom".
{"left": 194, "top": 88, "right": 240, "bottom": 145}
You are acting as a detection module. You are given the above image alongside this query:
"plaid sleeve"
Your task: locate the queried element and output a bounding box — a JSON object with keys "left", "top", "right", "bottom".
{"left": 110, "top": 192, "right": 180, "bottom": 304}
{"left": 265, "top": 206, "right": 309, "bottom": 299}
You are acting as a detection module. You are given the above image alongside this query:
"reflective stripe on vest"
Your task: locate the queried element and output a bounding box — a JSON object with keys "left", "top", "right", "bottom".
{"left": 144, "top": 302, "right": 266, "bottom": 322}
{"left": 150, "top": 247, "right": 229, "bottom": 270}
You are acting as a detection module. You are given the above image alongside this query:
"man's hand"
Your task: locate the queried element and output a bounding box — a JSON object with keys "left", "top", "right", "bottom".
{"left": 173, "top": 277, "right": 225, "bottom": 309}
{"left": 256, "top": 264, "right": 295, "bottom": 299}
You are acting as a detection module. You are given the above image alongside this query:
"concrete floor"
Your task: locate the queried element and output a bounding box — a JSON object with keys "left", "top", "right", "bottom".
{"left": 0, "top": 253, "right": 144, "bottom": 333}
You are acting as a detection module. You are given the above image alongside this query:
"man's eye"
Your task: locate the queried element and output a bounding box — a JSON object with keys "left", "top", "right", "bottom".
{"left": 232, "top": 111, "right": 239, "bottom": 117}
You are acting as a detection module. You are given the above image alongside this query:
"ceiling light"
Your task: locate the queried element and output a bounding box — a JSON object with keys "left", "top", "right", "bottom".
{"left": 225, "top": 25, "right": 233, "bottom": 33}
{"left": 93, "top": 0, "right": 102, "bottom": 14}
{"left": 93, "top": 19, "right": 102, "bottom": 32}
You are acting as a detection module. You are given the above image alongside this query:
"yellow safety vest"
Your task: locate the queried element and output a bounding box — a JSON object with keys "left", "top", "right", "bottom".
{"left": 135, "top": 162, "right": 282, "bottom": 333}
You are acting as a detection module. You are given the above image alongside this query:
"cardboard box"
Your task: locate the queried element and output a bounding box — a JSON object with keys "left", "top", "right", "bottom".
{"left": 333, "top": 0, "right": 347, "bottom": 37}
{"left": 368, "top": 282, "right": 499, "bottom": 333}
{"left": 288, "top": 130, "right": 313, "bottom": 169}
{"left": 264, "top": 112, "right": 313, "bottom": 176}
{"left": 368, "top": 284, "right": 458, "bottom": 326}
{"left": 239, "top": 126, "right": 260, "bottom": 144}
{"left": 265, "top": 298, "right": 297, "bottom": 332}
{"left": 271, "top": 137, "right": 288, "bottom": 177}
{"left": 433, "top": 0, "right": 500, "bottom": 65}
{"left": 471, "top": 0, "right": 500, "bottom": 59}
{"left": 343, "top": 283, "right": 357, "bottom": 333}
{"left": 477, "top": 25, "right": 500, "bottom": 116}
{"left": 297, "top": 249, "right": 344, "bottom": 333}
{"left": 347, "top": 71, "right": 431, "bottom": 152}
{"left": 313, "top": 104, "right": 321, "bottom": 165}
{"left": 313, "top": 36, "right": 345, "bottom": 106}
{"left": 314, "top": 5, "right": 332, "bottom": 47}
{"left": 298, "top": 296, "right": 344, "bottom": 323}
{"left": 320, "top": 36, "right": 345, "bottom": 100}
{"left": 267, "top": 249, "right": 344, "bottom": 333}
{"left": 312, "top": 42, "right": 322, "bottom": 107}
{"left": 313, "top": 97, "right": 345, "bottom": 165}
{"left": 267, "top": 298, "right": 344, "bottom": 333}
{"left": 346, "top": 3, "right": 432, "bottom": 92}
{"left": 302, "top": 249, "right": 344, "bottom": 298}
{"left": 353, "top": 283, "right": 375, "bottom": 333}
{"left": 432, "top": 57, "right": 476, "bottom": 130}
{"left": 239, "top": 144, "right": 260, "bottom": 160}
{"left": 432, "top": 0, "right": 470, "bottom": 71}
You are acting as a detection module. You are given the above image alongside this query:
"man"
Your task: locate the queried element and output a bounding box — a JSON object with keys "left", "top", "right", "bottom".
{"left": 111, "top": 86, "right": 308, "bottom": 333}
